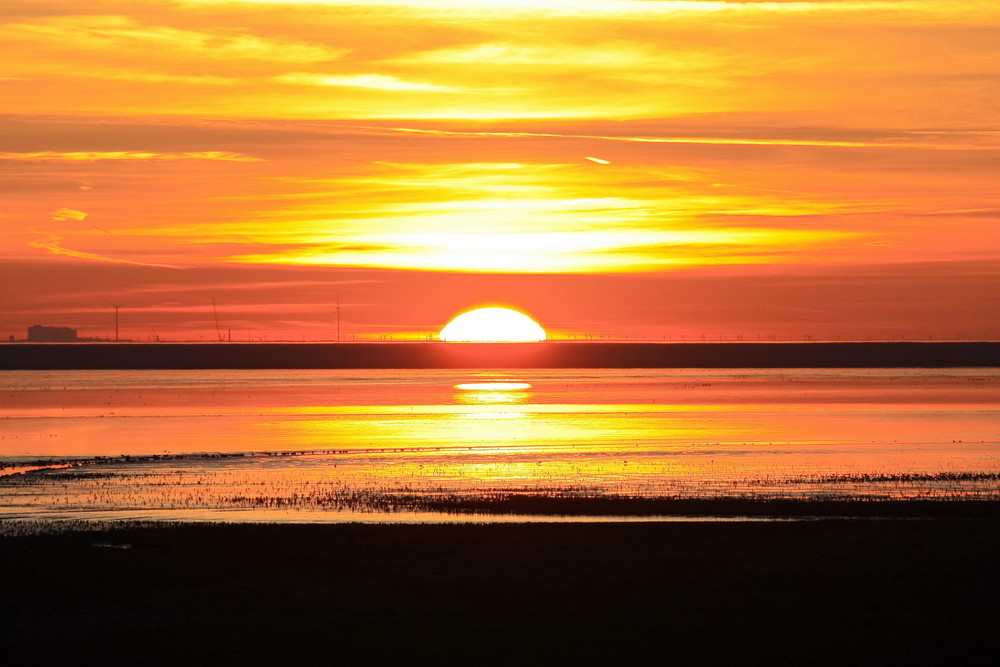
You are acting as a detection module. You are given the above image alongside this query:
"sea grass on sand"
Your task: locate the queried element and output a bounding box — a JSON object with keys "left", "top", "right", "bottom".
{"left": 3, "top": 519, "right": 999, "bottom": 665}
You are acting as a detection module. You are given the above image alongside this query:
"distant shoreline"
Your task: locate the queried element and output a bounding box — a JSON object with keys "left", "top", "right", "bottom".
{"left": 1, "top": 340, "right": 999, "bottom": 369}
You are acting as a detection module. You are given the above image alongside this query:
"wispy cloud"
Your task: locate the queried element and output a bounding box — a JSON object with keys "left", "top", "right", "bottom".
{"left": 375, "top": 125, "right": 1000, "bottom": 151}
{"left": 274, "top": 73, "right": 457, "bottom": 92}
{"left": 27, "top": 231, "right": 179, "bottom": 268}
{"left": 177, "top": 1, "right": 980, "bottom": 18}
{"left": 51, "top": 208, "right": 88, "bottom": 222}
{"left": 3, "top": 15, "right": 344, "bottom": 65}
{"left": 0, "top": 151, "right": 263, "bottom": 162}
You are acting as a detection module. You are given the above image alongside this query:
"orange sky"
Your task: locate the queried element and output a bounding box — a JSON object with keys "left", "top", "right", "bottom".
{"left": 2, "top": 0, "right": 999, "bottom": 341}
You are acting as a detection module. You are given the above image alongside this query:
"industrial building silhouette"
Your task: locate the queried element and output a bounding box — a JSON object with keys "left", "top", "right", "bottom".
{"left": 26, "top": 325, "right": 79, "bottom": 342}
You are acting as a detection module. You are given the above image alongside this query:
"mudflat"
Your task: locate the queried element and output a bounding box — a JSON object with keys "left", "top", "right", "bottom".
{"left": 3, "top": 519, "right": 998, "bottom": 665}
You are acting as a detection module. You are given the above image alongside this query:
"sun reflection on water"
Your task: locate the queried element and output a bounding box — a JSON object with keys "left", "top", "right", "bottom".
{"left": 454, "top": 380, "right": 532, "bottom": 419}
{"left": 2, "top": 369, "right": 1000, "bottom": 525}
{"left": 455, "top": 382, "right": 532, "bottom": 391}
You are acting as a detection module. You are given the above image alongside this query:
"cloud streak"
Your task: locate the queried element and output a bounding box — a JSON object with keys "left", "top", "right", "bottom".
{"left": 0, "top": 151, "right": 263, "bottom": 162}
{"left": 27, "top": 231, "right": 179, "bottom": 268}
{"left": 274, "top": 73, "right": 457, "bottom": 92}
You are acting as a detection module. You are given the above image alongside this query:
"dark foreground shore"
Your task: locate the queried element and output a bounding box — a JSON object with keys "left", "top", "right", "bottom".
{"left": 3, "top": 520, "right": 998, "bottom": 665}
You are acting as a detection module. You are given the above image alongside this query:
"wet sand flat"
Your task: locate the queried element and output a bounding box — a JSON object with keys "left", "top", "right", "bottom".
{"left": 3, "top": 519, "right": 999, "bottom": 665}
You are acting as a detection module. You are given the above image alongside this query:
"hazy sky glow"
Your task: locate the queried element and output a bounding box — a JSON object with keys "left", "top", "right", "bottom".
{"left": 3, "top": 0, "right": 999, "bottom": 341}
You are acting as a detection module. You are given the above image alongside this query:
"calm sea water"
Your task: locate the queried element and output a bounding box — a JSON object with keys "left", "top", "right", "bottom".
{"left": 2, "top": 368, "right": 999, "bottom": 524}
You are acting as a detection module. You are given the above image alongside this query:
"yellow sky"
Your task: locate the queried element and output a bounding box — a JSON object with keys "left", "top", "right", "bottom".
{"left": 2, "top": 1, "right": 999, "bottom": 340}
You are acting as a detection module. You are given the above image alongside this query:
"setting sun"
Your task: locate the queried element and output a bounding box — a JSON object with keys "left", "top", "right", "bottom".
{"left": 440, "top": 307, "right": 547, "bottom": 342}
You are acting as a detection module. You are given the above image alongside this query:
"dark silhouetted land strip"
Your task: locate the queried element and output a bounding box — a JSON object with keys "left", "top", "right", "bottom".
{"left": 414, "top": 495, "right": 1000, "bottom": 518}
{"left": 3, "top": 340, "right": 999, "bottom": 369}
{"left": 2, "top": 520, "right": 998, "bottom": 665}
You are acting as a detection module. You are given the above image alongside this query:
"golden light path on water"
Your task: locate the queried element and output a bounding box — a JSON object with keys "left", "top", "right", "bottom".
{"left": 1, "top": 369, "right": 999, "bottom": 525}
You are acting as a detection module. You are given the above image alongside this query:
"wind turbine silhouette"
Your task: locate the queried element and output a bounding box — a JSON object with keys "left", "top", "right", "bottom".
{"left": 335, "top": 292, "right": 342, "bottom": 342}
{"left": 212, "top": 297, "right": 223, "bottom": 342}
{"left": 109, "top": 303, "right": 124, "bottom": 342}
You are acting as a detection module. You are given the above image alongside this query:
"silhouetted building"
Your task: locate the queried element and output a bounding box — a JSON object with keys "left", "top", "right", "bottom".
{"left": 27, "top": 325, "right": 78, "bottom": 342}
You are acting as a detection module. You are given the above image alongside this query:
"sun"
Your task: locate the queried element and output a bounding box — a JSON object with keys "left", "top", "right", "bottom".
{"left": 440, "top": 307, "right": 547, "bottom": 342}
